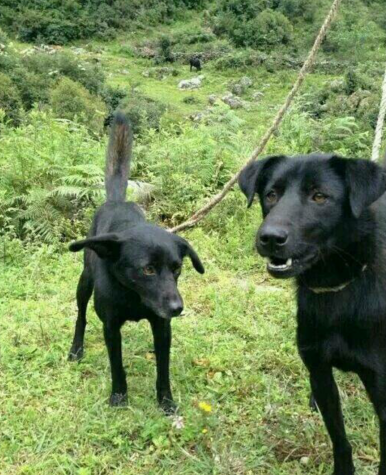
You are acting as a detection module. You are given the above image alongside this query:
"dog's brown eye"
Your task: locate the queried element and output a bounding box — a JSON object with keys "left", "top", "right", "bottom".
{"left": 143, "top": 266, "right": 156, "bottom": 276}
{"left": 266, "top": 190, "right": 278, "bottom": 204}
{"left": 312, "top": 192, "right": 327, "bottom": 204}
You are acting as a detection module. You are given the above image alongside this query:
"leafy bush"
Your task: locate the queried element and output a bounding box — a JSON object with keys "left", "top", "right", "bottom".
{"left": 300, "top": 68, "right": 380, "bottom": 131}
{"left": 0, "top": 73, "right": 22, "bottom": 124}
{"left": 213, "top": 49, "right": 264, "bottom": 70}
{"left": 0, "top": 27, "right": 9, "bottom": 45}
{"left": 183, "top": 95, "right": 200, "bottom": 104}
{"left": 321, "top": 6, "right": 384, "bottom": 63}
{"left": 50, "top": 78, "right": 107, "bottom": 136}
{"left": 155, "top": 35, "right": 175, "bottom": 64}
{"left": 277, "top": 0, "right": 318, "bottom": 22}
{"left": 0, "top": 1, "right": 205, "bottom": 45}
{"left": 120, "top": 92, "right": 167, "bottom": 136}
{"left": 135, "top": 104, "right": 246, "bottom": 225}
{"left": 276, "top": 108, "right": 372, "bottom": 157}
{"left": 0, "top": 111, "right": 105, "bottom": 243}
{"left": 213, "top": 2, "right": 293, "bottom": 48}
{"left": 0, "top": 47, "right": 124, "bottom": 128}
{"left": 243, "top": 9, "right": 293, "bottom": 48}
{"left": 22, "top": 51, "right": 105, "bottom": 95}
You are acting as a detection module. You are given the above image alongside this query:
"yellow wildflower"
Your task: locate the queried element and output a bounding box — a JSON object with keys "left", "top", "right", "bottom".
{"left": 198, "top": 401, "right": 212, "bottom": 413}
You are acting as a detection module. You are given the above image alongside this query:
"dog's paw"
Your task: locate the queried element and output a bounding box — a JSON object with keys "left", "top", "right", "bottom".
{"left": 159, "top": 397, "right": 177, "bottom": 416}
{"left": 109, "top": 392, "right": 128, "bottom": 407}
{"left": 68, "top": 346, "right": 84, "bottom": 362}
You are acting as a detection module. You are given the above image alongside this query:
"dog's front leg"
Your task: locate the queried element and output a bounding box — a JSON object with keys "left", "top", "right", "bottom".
{"left": 150, "top": 318, "right": 176, "bottom": 415}
{"left": 308, "top": 365, "right": 355, "bottom": 475}
{"left": 359, "top": 371, "right": 386, "bottom": 475}
{"left": 103, "top": 322, "right": 127, "bottom": 407}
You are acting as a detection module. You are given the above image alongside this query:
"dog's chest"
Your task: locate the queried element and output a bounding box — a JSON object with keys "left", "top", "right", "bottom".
{"left": 320, "top": 331, "right": 362, "bottom": 372}
{"left": 298, "top": 314, "right": 382, "bottom": 373}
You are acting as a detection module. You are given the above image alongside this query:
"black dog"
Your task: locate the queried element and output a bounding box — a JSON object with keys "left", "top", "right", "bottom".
{"left": 239, "top": 154, "right": 386, "bottom": 474}
{"left": 68, "top": 113, "right": 204, "bottom": 413}
{"left": 189, "top": 56, "right": 201, "bottom": 72}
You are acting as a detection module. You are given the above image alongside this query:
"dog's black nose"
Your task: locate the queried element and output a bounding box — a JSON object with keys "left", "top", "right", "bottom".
{"left": 259, "top": 226, "right": 289, "bottom": 250}
{"left": 169, "top": 300, "right": 183, "bottom": 317}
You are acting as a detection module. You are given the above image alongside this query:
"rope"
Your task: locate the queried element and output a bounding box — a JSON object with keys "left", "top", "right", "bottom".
{"left": 170, "top": 0, "right": 343, "bottom": 234}
{"left": 371, "top": 63, "right": 386, "bottom": 162}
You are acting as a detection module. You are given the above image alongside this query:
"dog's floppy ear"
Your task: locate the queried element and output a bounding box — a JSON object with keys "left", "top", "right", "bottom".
{"left": 332, "top": 157, "right": 386, "bottom": 218}
{"left": 238, "top": 156, "right": 285, "bottom": 207}
{"left": 175, "top": 236, "right": 205, "bottom": 274}
{"left": 69, "top": 233, "right": 121, "bottom": 259}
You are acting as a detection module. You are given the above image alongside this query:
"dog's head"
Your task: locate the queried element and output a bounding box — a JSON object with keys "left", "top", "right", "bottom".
{"left": 239, "top": 154, "right": 386, "bottom": 278}
{"left": 69, "top": 224, "right": 204, "bottom": 319}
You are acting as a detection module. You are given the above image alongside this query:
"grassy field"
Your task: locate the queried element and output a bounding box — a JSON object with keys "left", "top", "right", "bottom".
{"left": 0, "top": 18, "right": 384, "bottom": 475}
{"left": 0, "top": 226, "right": 380, "bottom": 475}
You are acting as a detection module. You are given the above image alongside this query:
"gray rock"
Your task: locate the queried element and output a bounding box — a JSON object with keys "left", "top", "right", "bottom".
{"left": 240, "top": 76, "right": 253, "bottom": 88}
{"left": 178, "top": 75, "right": 204, "bottom": 90}
{"left": 222, "top": 93, "right": 244, "bottom": 109}
{"left": 189, "top": 112, "right": 206, "bottom": 122}
{"left": 127, "top": 180, "right": 155, "bottom": 203}
{"left": 252, "top": 91, "right": 264, "bottom": 101}
{"left": 231, "top": 84, "right": 244, "bottom": 96}
{"left": 208, "top": 94, "right": 217, "bottom": 105}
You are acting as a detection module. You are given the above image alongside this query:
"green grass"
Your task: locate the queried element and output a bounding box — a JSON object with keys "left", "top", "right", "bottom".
{"left": 1, "top": 17, "right": 384, "bottom": 475}
{"left": 0, "top": 226, "right": 381, "bottom": 475}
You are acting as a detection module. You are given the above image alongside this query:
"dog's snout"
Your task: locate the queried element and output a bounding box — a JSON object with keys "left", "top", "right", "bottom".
{"left": 259, "top": 225, "right": 289, "bottom": 250}
{"left": 168, "top": 298, "right": 183, "bottom": 317}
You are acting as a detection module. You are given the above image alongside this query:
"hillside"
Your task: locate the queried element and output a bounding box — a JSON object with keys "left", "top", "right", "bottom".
{"left": 1, "top": 1, "right": 386, "bottom": 474}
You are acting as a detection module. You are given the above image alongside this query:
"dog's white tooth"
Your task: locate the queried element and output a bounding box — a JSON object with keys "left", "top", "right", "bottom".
{"left": 286, "top": 258, "right": 292, "bottom": 266}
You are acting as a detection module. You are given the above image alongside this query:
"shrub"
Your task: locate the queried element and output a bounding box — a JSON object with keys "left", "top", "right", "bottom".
{"left": 0, "top": 111, "right": 105, "bottom": 243}
{"left": 244, "top": 9, "right": 293, "bottom": 48}
{"left": 8, "top": 67, "right": 49, "bottom": 109}
{"left": 213, "top": 49, "right": 264, "bottom": 70}
{"left": 155, "top": 35, "right": 175, "bottom": 64}
{"left": 213, "top": 4, "right": 292, "bottom": 49}
{"left": 100, "top": 85, "right": 128, "bottom": 126}
{"left": 50, "top": 78, "right": 107, "bottom": 136}
{"left": 0, "top": 27, "right": 9, "bottom": 45}
{"left": 277, "top": 0, "right": 318, "bottom": 22}
{"left": 0, "top": 1, "right": 205, "bottom": 45}
{"left": 0, "top": 73, "right": 22, "bottom": 124}
{"left": 0, "top": 47, "right": 122, "bottom": 127}
{"left": 120, "top": 92, "right": 166, "bottom": 135}
{"left": 183, "top": 95, "right": 200, "bottom": 104}
{"left": 135, "top": 104, "right": 246, "bottom": 225}
{"left": 22, "top": 51, "right": 105, "bottom": 95}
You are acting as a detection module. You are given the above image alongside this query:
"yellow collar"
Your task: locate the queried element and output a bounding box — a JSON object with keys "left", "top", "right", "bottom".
{"left": 307, "top": 265, "right": 368, "bottom": 294}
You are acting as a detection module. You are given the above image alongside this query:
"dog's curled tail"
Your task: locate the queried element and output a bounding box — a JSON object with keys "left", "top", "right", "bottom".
{"left": 105, "top": 112, "right": 133, "bottom": 202}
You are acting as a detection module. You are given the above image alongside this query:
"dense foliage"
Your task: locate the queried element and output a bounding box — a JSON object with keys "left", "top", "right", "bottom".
{"left": 0, "top": 0, "right": 206, "bottom": 44}
{"left": 0, "top": 0, "right": 385, "bottom": 245}
{"left": 0, "top": 33, "right": 125, "bottom": 132}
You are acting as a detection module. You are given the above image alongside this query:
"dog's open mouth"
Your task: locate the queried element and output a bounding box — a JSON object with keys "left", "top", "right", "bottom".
{"left": 267, "top": 257, "right": 293, "bottom": 271}
{"left": 265, "top": 252, "right": 318, "bottom": 278}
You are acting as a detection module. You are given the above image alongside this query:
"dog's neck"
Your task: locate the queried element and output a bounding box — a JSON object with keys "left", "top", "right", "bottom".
{"left": 297, "top": 213, "right": 377, "bottom": 292}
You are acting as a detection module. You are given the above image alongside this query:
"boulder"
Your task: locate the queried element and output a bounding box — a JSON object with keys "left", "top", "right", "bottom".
{"left": 208, "top": 94, "right": 218, "bottom": 105}
{"left": 222, "top": 93, "right": 244, "bottom": 109}
{"left": 240, "top": 76, "right": 253, "bottom": 88}
{"left": 127, "top": 180, "right": 155, "bottom": 204}
{"left": 252, "top": 91, "right": 264, "bottom": 102}
{"left": 178, "top": 75, "right": 204, "bottom": 90}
